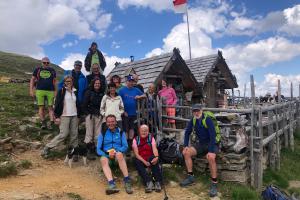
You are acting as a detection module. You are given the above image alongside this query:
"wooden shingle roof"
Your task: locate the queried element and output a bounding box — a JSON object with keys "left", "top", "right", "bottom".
{"left": 108, "top": 52, "right": 173, "bottom": 91}
{"left": 185, "top": 54, "right": 219, "bottom": 84}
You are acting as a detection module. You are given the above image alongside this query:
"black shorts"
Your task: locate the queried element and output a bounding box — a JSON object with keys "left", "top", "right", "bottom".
{"left": 192, "top": 143, "right": 219, "bottom": 158}
{"left": 123, "top": 116, "right": 137, "bottom": 132}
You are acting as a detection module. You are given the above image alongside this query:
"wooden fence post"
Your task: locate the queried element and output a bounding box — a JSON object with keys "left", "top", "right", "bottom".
{"left": 250, "top": 75, "right": 256, "bottom": 187}
{"left": 275, "top": 108, "right": 281, "bottom": 170}
{"left": 156, "top": 97, "right": 164, "bottom": 143}
{"left": 243, "top": 83, "right": 246, "bottom": 108}
{"left": 254, "top": 107, "right": 263, "bottom": 189}
{"left": 268, "top": 110, "right": 275, "bottom": 169}
{"left": 288, "top": 102, "right": 294, "bottom": 151}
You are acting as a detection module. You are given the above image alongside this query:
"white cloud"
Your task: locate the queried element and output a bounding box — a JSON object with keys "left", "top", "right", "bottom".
{"left": 222, "top": 37, "right": 300, "bottom": 77}
{"left": 111, "top": 41, "right": 121, "bottom": 49}
{"left": 62, "top": 40, "right": 78, "bottom": 48}
{"left": 255, "top": 73, "right": 300, "bottom": 97}
{"left": 0, "top": 0, "right": 112, "bottom": 56}
{"left": 117, "top": 0, "right": 172, "bottom": 12}
{"left": 95, "top": 13, "right": 113, "bottom": 37}
{"left": 113, "top": 24, "right": 124, "bottom": 32}
{"left": 59, "top": 53, "right": 130, "bottom": 76}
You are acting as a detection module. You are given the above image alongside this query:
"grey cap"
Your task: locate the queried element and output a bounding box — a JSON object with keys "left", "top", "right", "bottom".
{"left": 192, "top": 104, "right": 203, "bottom": 111}
{"left": 74, "top": 60, "right": 82, "bottom": 66}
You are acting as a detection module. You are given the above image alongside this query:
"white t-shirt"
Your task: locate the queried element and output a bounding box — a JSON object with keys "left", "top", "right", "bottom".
{"left": 62, "top": 88, "right": 77, "bottom": 117}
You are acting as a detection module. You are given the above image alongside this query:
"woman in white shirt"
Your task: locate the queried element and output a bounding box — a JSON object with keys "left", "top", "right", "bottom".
{"left": 41, "top": 75, "right": 79, "bottom": 157}
{"left": 100, "top": 83, "right": 124, "bottom": 131}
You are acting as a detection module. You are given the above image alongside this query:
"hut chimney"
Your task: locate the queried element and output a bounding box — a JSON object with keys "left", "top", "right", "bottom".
{"left": 130, "top": 56, "right": 134, "bottom": 62}
{"left": 114, "top": 62, "right": 121, "bottom": 67}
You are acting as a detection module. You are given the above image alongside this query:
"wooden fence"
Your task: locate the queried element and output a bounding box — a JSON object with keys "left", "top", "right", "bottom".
{"left": 137, "top": 76, "right": 300, "bottom": 190}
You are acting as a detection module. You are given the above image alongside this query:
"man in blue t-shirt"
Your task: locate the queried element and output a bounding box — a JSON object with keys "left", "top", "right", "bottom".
{"left": 118, "top": 75, "right": 145, "bottom": 149}
{"left": 29, "top": 57, "right": 57, "bottom": 130}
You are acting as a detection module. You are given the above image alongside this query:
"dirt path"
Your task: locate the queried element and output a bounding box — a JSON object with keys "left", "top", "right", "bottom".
{"left": 0, "top": 151, "right": 209, "bottom": 200}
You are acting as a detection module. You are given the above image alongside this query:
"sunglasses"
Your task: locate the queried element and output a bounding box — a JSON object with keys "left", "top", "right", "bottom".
{"left": 65, "top": 80, "right": 72, "bottom": 83}
{"left": 43, "top": 62, "right": 50, "bottom": 65}
{"left": 75, "top": 65, "right": 82, "bottom": 67}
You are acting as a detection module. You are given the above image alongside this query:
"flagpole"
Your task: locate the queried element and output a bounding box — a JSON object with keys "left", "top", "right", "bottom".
{"left": 186, "top": 5, "right": 192, "bottom": 60}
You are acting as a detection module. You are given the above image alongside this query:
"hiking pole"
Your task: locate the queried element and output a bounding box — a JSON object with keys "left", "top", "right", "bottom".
{"left": 159, "top": 162, "right": 168, "bottom": 200}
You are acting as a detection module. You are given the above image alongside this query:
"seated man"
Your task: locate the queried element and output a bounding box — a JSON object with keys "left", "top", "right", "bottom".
{"left": 180, "top": 104, "right": 219, "bottom": 197}
{"left": 132, "top": 124, "right": 162, "bottom": 193}
{"left": 96, "top": 114, "right": 133, "bottom": 195}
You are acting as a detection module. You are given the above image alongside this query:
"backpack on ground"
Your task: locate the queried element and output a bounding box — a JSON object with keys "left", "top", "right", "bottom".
{"left": 191, "top": 111, "right": 221, "bottom": 143}
{"left": 261, "top": 185, "right": 293, "bottom": 200}
{"left": 158, "top": 138, "right": 183, "bottom": 165}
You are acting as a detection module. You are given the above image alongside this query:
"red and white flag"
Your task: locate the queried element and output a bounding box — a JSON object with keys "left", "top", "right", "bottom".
{"left": 173, "top": 0, "right": 187, "bottom": 13}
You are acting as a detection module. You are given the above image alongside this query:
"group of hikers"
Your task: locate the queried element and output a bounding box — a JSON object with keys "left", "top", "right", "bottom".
{"left": 28, "top": 42, "right": 219, "bottom": 197}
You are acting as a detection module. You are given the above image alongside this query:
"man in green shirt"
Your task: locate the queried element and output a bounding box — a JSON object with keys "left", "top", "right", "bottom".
{"left": 84, "top": 42, "right": 106, "bottom": 74}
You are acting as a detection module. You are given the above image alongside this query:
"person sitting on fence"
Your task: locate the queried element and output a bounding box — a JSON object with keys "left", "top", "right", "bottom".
{"left": 132, "top": 124, "right": 162, "bottom": 193}
{"left": 158, "top": 79, "right": 177, "bottom": 129}
{"left": 100, "top": 83, "right": 124, "bottom": 131}
{"left": 110, "top": 75, "right": 124, "bottom": 93}
{"left": 118, "top": 75, "right": 146, "bottom": 152}
{"left": 180, "top": 104, "right": 219, "bottom": 198}
{"left": 96, "top": 114, "right": 133, "bottom": 195}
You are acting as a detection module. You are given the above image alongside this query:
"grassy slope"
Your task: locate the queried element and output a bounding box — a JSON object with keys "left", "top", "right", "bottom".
{"left": 0, "top": 51, "right": 64, "bottom": 79}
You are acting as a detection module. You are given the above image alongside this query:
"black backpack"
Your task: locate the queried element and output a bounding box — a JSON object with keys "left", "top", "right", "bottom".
{"left": 261, "top": 185, "right": 293, "bottom": 200}
{"left": 158, "top": 138, "right": 183, "bottom": 165}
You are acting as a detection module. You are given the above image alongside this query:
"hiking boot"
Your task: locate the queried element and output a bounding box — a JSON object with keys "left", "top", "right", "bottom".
{"left": 209, "top": 182, "right": 218, "bottom": 197}
{"left": 154, "top": 182, "right": 161, "bottom": 192}
{"left": 41, "top": 120, "right": 47, "bottom": 130}
{"left": 124, "top": 181, "right": 133, "bottom": 194}
{"left": 180, "top": 175, "right": 195, "bottom": 187}
{"left": 41, "top": 147, "right": 50, "bottom": 157}
{"left": 105, "top": 184, "right": 120, "bottom": 195}
{"left": 145, "top": 181, "right": 154, "bottom": 193}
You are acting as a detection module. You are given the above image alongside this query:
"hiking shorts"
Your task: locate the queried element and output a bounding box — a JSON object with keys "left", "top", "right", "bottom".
{"left": 166, "top": 107, "right": 176, "bottom": 124}
{"left": 192, "top": 143, "right": 219, "bottom": 158}
{"left": 36, "top": 90, "right": 54, "bottom": 106}
{"left": 123, "top": 116, "right": 136, "bottom": 132}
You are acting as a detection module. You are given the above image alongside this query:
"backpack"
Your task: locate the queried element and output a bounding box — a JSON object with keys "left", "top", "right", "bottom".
{"left": 261, "top": 185, "right": 292, "bottom": 200}
{"left": 136, "top": 134, "right": 152, "bottom": 147}
{"left": 191, "top": 111, "right": 221, "bottom": 144}
{"left": 158, "top": 138, "right": 183, "bottom": 165}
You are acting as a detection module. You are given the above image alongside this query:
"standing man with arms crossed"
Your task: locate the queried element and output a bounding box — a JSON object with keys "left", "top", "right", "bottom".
{"left": 29, "top": 57, "right": 56, "bottom": 130}
{"left": 180, "top": 104, "right": 219, "bottom": 197}
{"left": 84, "top": 42, "right": 106, "bottom": 74}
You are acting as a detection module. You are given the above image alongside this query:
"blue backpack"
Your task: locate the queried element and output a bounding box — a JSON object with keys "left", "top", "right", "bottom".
{"left": 261, "top": 185, "right": 292, "bottom": 200}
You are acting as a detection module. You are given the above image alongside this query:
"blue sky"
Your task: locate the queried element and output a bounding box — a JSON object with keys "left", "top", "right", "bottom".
{"left": 0, "top": 0, "right": 300, "bottom": 96}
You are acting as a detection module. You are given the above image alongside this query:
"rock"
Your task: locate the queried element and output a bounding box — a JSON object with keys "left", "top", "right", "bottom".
{"left": 169, "top": 180, "right": 178, "bottom": 187}
{"left": 1, "top": 143, "right": 13, "bottom": 152}
{"left": 19, "top": 125, "right": 27, "bottom": 132}
{"left": 0, "top": 106, "right": 4, "bottom": 111}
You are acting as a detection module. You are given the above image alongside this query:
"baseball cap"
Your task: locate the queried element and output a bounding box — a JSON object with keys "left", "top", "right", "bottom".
{"left": 127, "top": 75, "right": 135, "bottom": 81}
{"left": 192, "top": 104, "right": 203, "bottom": 111}
{"left": 74, "top": 60, "right": 82, "bottom": 66}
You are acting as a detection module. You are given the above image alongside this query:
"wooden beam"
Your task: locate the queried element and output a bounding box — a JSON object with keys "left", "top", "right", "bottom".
{"left": 250, "top": 74, "right": 256, "bottom": 187}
